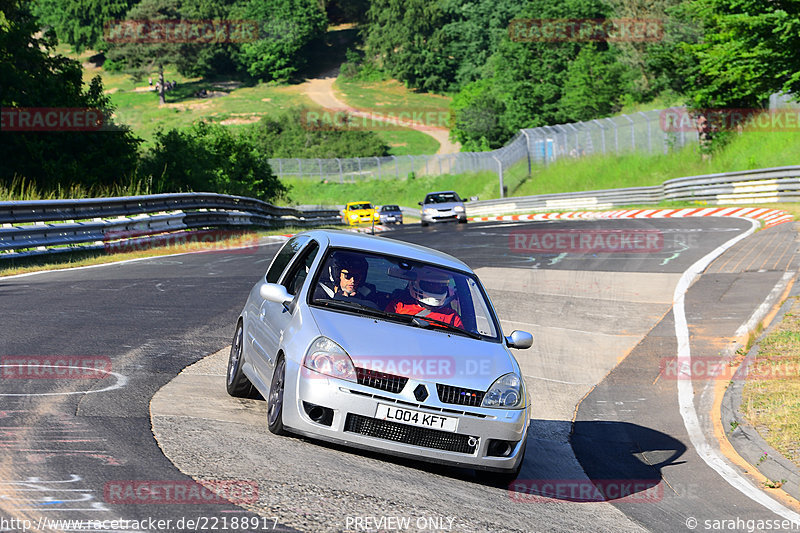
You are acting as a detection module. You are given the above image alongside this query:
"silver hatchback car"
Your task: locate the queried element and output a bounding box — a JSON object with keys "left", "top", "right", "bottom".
{"left": 419, "top": 191, "right": 467, "bottom": 226}
{"left": 227, "top": 230, "right": 532, "bottom": 476}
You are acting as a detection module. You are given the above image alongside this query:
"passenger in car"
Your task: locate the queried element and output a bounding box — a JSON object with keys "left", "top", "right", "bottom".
{"left": 385, "top": 267, "right": 463, "bottom": 328}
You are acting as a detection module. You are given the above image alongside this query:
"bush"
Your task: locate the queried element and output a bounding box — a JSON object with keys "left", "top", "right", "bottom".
{"left": 243, "top": 108, "right": 390, "bottom": 159}
{"left": 139, "top": 122, "right": 287, "bottom": 202}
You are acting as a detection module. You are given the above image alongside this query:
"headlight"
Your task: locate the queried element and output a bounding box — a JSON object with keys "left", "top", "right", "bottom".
{"left": 303, "top": 337, "right": 357, "bottom": 382}
{"left": 349, "top": 214, "right": 358, "bottom": 220}
{"left": 481, "top": 373, "right": 523, "bottom": 408}
{"left": 424, "top": 208, "right": 436, "bottom": 215}
{"left": 454, "top": 206, "right": 465, "bottom": 213}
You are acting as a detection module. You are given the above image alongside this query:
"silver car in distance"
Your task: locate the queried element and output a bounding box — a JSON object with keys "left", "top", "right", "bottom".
{"left": 227, "top": 230, "right": 533, "bottom": 477}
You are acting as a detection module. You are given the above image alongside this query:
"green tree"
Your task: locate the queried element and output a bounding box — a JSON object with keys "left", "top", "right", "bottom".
{"left": 242, "top": 108, "right": 390, "bottom": 159}
{"left": 449, "top": 79, "right": 511, "bottom": 151}
{"left": 436, "top": 0, "right": 525, "bottom": 91}
{"left": 30, "top": 0, "right": 137, "bottom": 52}
{"left": 230, "top": 0, "right": 327, "bottom": 81}
{"left": 104, "top": 0, "right": 185, "bottom": 104}
{"left": 559, "top": 45, "right": 627, "bottom": 122}
{"left": 1, "top": 0, "right": 141, "bottom": 189}
{"left": 362, "top": 0, "right": 452, "bottom": 92}
{"left": 603, "top": 0, "right": 685, "bottom": 102}
{"left": 681, "top": 0, "right": 800, "bottom": 109}
{"left": 175, "top": 0, "right": 240, "bottom": 77}
{"left": 139, "top": 121, "right": 287, "bottom": 200}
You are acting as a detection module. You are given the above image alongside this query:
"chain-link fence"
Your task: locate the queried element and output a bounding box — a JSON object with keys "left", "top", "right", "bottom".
{"left": 268, "top": 108, "right": 699, "bottom": 189}
{"left": 769, "top": 92, "right": 800, "bottom": 110}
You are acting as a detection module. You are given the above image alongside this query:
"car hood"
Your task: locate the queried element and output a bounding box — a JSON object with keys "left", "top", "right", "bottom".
{"left": 422, "top": 201, "right": 462, "bottom": 210}
{"left": 309, "top": 307, "right": 516, "bottom": 390}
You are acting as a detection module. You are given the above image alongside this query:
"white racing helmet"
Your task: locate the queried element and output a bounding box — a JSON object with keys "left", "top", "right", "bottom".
{"left": 410, "top": 267, "right": 453, "bottom": 308}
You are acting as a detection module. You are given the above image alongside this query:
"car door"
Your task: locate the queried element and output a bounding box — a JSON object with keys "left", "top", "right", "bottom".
{"left": 247, "top": 236, "right": 309, "bottom": 381}
{"left": 255, "top": 239, "right": 320, "bottom": 384}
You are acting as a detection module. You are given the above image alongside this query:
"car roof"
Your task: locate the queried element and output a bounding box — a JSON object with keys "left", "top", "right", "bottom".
{"left": 346, "top": 201, "right": 371, "bottom": 205}
{"left": 302, "top": 230, "right": 471, "bottom": 273}
{"left": 426, "top": 191, "right": 457, "bottom": 195}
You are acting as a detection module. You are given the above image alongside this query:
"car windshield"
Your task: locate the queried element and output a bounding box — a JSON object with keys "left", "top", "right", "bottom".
{"left": 349, "top": 203, "right": 372, "bottom": 210}
{"left": 309, "top": 248, "right": 500, "bottom": 340}
{"left": 425, "top": 193, "right": 459, "bottom": 204}
{"left": 381, "top": 205, "right": 399, "bottom": 212}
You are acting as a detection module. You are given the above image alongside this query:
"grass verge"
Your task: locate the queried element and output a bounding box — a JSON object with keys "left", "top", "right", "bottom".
{"left": 740, "top": 297, "right": 800, "bottom": 468}
{"left": 282, "top": 171, "right": 501, "bottom": 207}
{"left": 515, "top": 130, "right": 800, "bottom": 197}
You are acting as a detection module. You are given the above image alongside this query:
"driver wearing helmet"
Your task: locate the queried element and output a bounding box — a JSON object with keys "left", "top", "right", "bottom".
{"left": 315, "top": 251, "right": 378, "bottom": 309}
{"left": 385, "top": 267, "right": 463, "bottom": 328}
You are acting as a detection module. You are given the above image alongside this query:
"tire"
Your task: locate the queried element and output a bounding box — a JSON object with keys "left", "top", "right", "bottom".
{"left": 226, "top": 321, "right": 255, "bottom": 398}
{"left": 458, "top": 218, "right": 467, "bottom": 224}
{"left": 421, "top": 221, "right": 429, "bottom": 227}
{"left": 267, "top": 356, "right": 288, "bottom": 435}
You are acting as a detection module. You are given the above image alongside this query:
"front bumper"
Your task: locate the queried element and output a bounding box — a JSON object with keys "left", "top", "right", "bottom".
{"left": 282, "top": 360, "right": 529, "bottom": 472}
{"left": 346, "top": 214, "right": 379, "bottom": 225}
{"left": 421, "top": 211, "right": 467, "bottom": 224}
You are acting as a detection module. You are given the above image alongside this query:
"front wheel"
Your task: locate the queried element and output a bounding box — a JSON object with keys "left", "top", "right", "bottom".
{"left": 226, "top": 321, "right": 255, "bottom": 398}
{"left": 267, "top": 356, "right": 288, "bottom": 435}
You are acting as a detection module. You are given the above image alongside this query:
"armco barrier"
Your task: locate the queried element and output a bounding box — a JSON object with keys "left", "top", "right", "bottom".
{"left": 0, "top": 193, "right": 341, "bottom": 257}
{"left": 466, "top": 165, "right": 800, "bottom": 217}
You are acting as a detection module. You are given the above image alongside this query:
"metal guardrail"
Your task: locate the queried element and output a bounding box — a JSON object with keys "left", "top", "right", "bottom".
{"left": 0, "top": 193, "right": 341, "bottom": 257}
{"left": 466, "top": 165, "right": 800, "bottom": 217}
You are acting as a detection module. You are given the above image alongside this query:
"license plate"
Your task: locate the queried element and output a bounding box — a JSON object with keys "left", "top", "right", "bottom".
{"left": 375, "top": 404, "right": 458, "bottom": 432}
{"left": 386, "top": 216, "right": 396, "bottom": 221}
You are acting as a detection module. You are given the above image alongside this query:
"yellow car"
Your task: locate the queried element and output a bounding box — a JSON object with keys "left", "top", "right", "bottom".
{"left": 343, "top": 201, "right": 380, "bottom": 226}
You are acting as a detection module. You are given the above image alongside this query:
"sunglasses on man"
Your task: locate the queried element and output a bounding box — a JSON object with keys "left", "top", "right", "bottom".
{"left": 340, "top": 269, "right": 364, "bottom": 281}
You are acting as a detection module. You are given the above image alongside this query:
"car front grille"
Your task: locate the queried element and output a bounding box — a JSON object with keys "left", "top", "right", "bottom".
{"left": 356, "top": 367, "right": 408, "bottom": 394}
{"left": 344, "top": 414, "right": 478, "bottom": 454}
{"left": 437, "top": 384, "right": 485, "bottom": 407}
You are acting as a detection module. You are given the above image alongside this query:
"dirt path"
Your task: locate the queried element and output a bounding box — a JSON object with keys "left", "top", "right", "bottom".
{"left": 299, "top": 67, "right": 461, "bottom": 155}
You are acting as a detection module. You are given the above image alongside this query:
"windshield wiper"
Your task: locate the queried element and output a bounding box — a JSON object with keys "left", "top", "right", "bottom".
{"left": 408, "top": 315, "right": 483, "bottom": 340}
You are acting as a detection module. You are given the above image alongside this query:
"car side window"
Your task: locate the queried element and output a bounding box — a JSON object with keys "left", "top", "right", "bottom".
{"left": 266, "top": 235, "right": 310, "bottom": 284}
{"left": 281, "top": 241, "right": 320, "bottom": 296}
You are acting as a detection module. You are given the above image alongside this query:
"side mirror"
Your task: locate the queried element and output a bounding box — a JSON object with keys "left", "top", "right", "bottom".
{"left": 418, "top": 201, "right": 423, "bottom": 206}
{"left": 260, "top": 283, "right": 293, "bottom": 305}
{"left": 505, "top": 330, "right": 533, "bottom": 349}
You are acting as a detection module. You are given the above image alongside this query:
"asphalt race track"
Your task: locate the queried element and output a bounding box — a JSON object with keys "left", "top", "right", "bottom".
{"left": 1, "top": 217, "right": 799, "bottom": 532}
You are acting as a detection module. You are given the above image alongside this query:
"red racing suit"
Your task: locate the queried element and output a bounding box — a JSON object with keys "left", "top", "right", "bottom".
{"left": 385, "top": 294, "right": 463, "bottom": 329}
